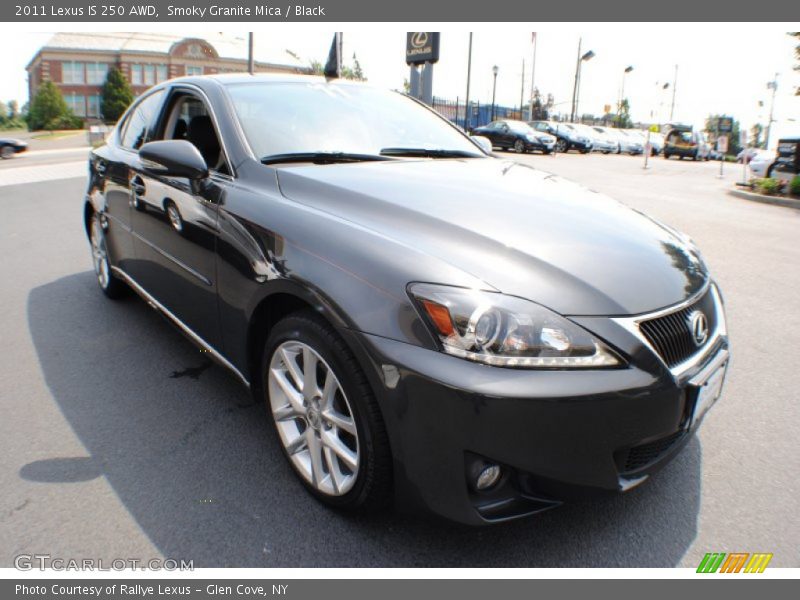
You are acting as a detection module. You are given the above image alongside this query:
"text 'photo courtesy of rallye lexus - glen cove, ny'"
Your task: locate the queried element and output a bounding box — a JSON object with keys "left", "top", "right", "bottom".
{"left": 84, "top": 71, "right": 729, "bottom": 525}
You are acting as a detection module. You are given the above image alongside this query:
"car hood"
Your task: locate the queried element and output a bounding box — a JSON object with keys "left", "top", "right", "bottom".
{"left": 276, "top": 158, "right": 707, "bottom": 316}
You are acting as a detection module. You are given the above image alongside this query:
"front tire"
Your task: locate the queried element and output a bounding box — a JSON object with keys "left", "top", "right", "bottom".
{"left": 0, "top": 145, "right": 14, "bottom": 159}
{"left": 262, "top": 311, "right": 392, "bottom": 511}
{"left": 89, "top": 215, "right": 127, "bottom": 299}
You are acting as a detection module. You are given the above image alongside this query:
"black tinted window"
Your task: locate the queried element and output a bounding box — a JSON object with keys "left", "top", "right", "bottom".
{"left": 121, "top": 90, "right": 165, "bottom": 150}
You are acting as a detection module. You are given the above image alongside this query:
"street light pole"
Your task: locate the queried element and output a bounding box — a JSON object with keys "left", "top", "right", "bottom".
{"left": 491, "top": 65, "right": 499, "bottom": 121}
{"left": 519, "top": 58, "right": 525, "bottom": 117}
{"left": 464, "top": 33, "right": 473, "bottom": 131}
{"left": 570, "top": 37, "right": 582, "bottom": 122}
{"left": 765, "top": 74, "right": 778, "bottom": 149}
{"left": 669, "top": 64, "right": 678, "bottom": 122}
{"left": 248, "top": 32, "right": 254, "bottom": 75}
{"left": 619, "top": 65, "right": 633, "bottom": 115}
{"left": 573, "top": 48, "right": 595, "bottom": 124}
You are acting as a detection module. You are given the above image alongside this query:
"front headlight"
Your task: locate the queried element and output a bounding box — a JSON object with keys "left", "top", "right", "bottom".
{"left": 409, "top": 283, "right": 621, "bottom": 368}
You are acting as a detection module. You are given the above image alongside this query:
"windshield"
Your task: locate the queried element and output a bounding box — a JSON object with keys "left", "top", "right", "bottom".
{"left": 226, "top": 81, "right": 482, "bottom": 159}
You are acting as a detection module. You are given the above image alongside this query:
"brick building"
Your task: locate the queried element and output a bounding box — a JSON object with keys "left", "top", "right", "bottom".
{"left": 26, "top": 32, "right": 310, "bottom": 121}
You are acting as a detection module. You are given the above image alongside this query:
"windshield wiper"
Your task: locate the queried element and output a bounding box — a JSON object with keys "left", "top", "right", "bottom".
{"left": 260, "top": 152, "right": 390, "bottom": 165}
{"left": 379, "top": 147, "right": 484, "bottom": 159}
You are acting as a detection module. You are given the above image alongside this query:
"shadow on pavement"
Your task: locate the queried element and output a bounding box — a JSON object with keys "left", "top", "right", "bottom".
{"left": 26, "top": 271, "right": 702, "bottom": 567}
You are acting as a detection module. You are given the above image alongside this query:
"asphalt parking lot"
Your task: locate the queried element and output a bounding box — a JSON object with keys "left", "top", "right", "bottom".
{"left": 1, "top": 150, "right": 798, "bottom": 568}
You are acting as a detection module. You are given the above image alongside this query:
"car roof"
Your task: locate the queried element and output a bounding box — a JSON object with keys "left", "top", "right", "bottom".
{"left": 160, "top": 72, "right": 381, "bottom": 91}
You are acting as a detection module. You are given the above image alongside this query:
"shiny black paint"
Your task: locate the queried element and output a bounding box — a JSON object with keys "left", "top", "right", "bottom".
{"left": 86, "top": 74, "right": 725, "bottom": 524}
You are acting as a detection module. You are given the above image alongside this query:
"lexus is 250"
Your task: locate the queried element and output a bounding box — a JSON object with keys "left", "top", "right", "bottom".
{"left": 84, "top": 74, "right": 729, "bottom": 524}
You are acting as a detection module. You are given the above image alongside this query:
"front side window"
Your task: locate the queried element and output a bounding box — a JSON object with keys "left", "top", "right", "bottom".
{"left": 226, "top": 82, "right": 482, "bottom": 159}
{"left": 120, "top": 90, "right": 164, "bottom": 150}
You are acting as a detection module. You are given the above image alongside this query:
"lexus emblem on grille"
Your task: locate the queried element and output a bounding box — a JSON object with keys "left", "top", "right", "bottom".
{"left": 689, "top": 310, "right": 709, "bottom": 346}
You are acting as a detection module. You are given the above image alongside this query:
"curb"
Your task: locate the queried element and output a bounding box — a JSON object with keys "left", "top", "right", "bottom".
{"left": 728, "top": 188, "right": 800, "bottom": 211}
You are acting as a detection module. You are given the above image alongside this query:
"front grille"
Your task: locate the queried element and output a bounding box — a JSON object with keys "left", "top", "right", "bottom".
{"left": 621, "top": 430, "right": 685, "bottom": 473}
{"left": 638, "top": 288, "right": 717, "bottom": 368}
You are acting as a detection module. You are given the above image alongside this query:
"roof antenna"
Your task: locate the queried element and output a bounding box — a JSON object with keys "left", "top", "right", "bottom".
{"left": 323, "top": 32, "right": 342, "bottom": 80}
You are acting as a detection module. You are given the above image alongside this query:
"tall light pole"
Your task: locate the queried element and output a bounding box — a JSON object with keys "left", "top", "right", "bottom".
{"left": 248, "top": 32, "right": 254, "bottom": 75}
{"left": 571, "top": 47, "right": 595, "bottom": 123}
{"left": 618, "top": 65, "right": 633, "bottom": 114}
{"left": 464, "top": 33, "right": 473, "bottom": 131}
{"left": 491, "top": 65, "right": 499, "bottom": 121}
{"left": 528, "top": 32, "right": 538, "bottom": 120}
{"left": 669, "top": 64, "right": 678, "bottom": 122}
{"left": 765, "top": 74, "right": 779, "bottom": 149}
{"left": 519, "top": 58, "right": 525, "bottom": 116}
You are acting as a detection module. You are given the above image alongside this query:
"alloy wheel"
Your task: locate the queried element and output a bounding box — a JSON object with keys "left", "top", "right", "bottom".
{"left": 90, "top": 218, "right": 110, "bottom": 289}
{"left": 514, "top": 139, "right": 525, "bottom": 153}
{"left": 268, "top": 341, "right": 359, "bottom": 496}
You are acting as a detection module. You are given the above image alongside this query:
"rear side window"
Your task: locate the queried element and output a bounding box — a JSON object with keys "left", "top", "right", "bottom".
{"left": 120, "top": 90, "right": 165, "bottom": 150}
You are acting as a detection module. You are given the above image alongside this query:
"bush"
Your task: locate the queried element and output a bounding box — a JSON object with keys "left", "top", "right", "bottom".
{"left": 754, "top": 177, "right": 782, "bottom": 196}
{"left": 790, "top": 176, "right": 800, "bottom": 197}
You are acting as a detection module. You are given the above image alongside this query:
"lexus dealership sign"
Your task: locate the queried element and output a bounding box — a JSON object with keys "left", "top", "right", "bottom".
{"left": 406, "top": 32, "right": 440, "bottom": 65}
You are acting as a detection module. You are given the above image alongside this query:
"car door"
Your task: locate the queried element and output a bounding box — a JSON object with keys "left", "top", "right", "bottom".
{"left": 128, "top": 88, "right": 229, "bottom": 350}
{"left": 96, "top": 90, "right": 165, "bottom": 272}
{"left": 497, "top": 122, "right": 513, "bottom": 148}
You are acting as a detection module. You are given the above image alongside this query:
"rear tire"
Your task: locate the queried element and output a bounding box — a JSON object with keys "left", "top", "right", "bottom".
{"left": 555, "top": 139, "right": 568, "bottom": 153}
{"left": 513, "top": 139, "right": 526, "bottom": 154}
{"left": 1, "top": 145, "right": 14, "bottom": 159}
{"left": 262, "top": 311, "right": 392, "bottom": 512}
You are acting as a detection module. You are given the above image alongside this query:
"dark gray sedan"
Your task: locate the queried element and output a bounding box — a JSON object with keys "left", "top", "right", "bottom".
{"left": 83, "top": 74, "right": 729, "bottom": 524}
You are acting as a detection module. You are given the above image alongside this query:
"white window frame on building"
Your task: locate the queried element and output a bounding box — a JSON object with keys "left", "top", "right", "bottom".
{"left": 87, "top": 94, "right": 102, "bottom": 118}
{"left": 185, "top": 65, "right": 203, "bottom": 76}
{"left": 156, "top": 65, "right": 168, "bottom": 83}
{"left": 66, "top": 92, "right": 86, "bottom": 117}
{"left": 62, "top": 61, "right": 85, "bottom": 84}
{"left": 131, "top": 64, "right": 143, "bottom": 85}
{"left": 86, "top": 62, "right": 109, "bottom": 85}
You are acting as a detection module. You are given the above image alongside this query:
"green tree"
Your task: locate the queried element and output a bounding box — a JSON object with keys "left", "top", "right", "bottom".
{"left": 308, "top": 54, "right": 366, "bottom": 81}
{"left": 8, "top": 100, "right": 19, "bottom": 119}
{"left": 0, "top": 101, "right": 7, "bottom": 125}
{"left": 614, "top": 98, "right": 632, "bottom": 128}
{"left": 28, "top": 80, "right": 72, "bottom": 131}
{"left": 101, "top": 67, "right": 134, "bottom": 123}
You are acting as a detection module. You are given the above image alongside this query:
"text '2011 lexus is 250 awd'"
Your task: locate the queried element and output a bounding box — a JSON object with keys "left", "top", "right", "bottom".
{"left": 83, "top": 74, "right": 729, "bottom": 525}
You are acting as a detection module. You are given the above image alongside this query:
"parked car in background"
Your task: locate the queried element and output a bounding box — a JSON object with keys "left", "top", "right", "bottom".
{"left": 571, "top": 124, "right": 615, "bottom": 154}
{"left": 529, "top": 121, "right": 593, "bottom": 154}
{"left": 612, "top": 129, "right": 644, "bottom": 155}
{"left": 663, "top": 125, "right": 710, "bottom": 161}
{"left": 640, "top": 131, "right": 665, "bottom": 156}
{"left": 747, "top": 149, "right": 777, "bottom": 178}
{"left": 589, "top": 127, "right": 620, "bottom": 154}
{"left": 737, "top": 148, "right": 761, "bottom": 164}
{"left": 472, "top": 120, "right": 556, "bottom": 154}
{"left": 0, "top": 137, "right": 28, "bottom": 159}
{"left": 83, "top": 73, "right": 729, "bottom": 525}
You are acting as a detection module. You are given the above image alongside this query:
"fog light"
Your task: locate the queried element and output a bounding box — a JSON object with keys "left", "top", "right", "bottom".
{"left": 475, "top": 464, "right": 502, "bottom": 491}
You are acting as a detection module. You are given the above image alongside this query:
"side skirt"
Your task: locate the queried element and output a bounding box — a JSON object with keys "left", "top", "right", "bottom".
{"left": 110, "top": 265, "right": 251, "bottom": 389}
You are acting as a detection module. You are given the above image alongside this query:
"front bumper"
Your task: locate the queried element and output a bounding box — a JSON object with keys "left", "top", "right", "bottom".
{"left": 341, "top": 313, "right": 729, "bottom": 525}
{"left": 525, "top": 139, "right": 556, "bottom": 152}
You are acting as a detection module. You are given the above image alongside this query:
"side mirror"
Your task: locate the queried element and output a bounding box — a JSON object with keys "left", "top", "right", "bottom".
{"left": 470, "top": 135, "right": 493, "bottom": 154}
{"left": 139, "top": 140, "right": 209, "bottom": 180}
